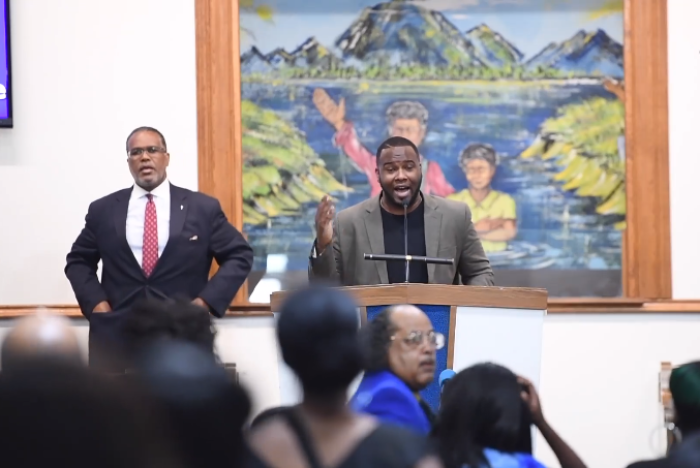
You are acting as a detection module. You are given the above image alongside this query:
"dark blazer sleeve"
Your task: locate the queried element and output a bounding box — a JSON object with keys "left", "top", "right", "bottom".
{"left": 458, "top": 204, "right": 495, "bottom": 286}
{"left": 308, "top": 217, "right": 343, "bottom": 283}
{"left": 198, "top": 200, "right": 253, "bottom": 317}
{"left": 65, "top": 202, "right": 109, "bottom": 317}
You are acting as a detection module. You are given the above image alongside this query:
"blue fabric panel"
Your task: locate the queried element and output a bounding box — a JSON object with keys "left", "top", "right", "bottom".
{"left": 366, "top": 304, "right": 451, "bottom": 411}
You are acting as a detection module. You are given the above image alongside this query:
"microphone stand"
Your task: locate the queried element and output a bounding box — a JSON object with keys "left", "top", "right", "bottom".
{"left": 365, "top": 198, "right": 454, "bottom": 281}
{"left": 404, "top": 201, "right": 409, "bottom": 283}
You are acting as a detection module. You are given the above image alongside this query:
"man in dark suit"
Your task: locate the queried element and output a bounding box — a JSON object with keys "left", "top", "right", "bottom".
{"left": 65, "top": 126, "right": 253, "bottom": 369}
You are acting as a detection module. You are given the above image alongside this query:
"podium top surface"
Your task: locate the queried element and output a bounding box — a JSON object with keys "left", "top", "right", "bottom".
{"left": 270, "top": 284, "right": 547, "bottom": 312}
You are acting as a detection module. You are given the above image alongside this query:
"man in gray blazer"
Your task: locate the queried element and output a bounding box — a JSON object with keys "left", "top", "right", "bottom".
{"left": 309, "top": 136, "right": 494, "bottom": 286}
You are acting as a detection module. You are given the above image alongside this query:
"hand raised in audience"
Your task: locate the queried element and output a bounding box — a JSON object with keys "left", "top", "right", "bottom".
{"left": 518, "top": 376, "right": 544, "bottom": 426}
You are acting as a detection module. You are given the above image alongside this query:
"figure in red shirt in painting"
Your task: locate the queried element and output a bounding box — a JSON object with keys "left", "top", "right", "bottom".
{"left": 313, "top": 89, "right": 454, "bottom": 198}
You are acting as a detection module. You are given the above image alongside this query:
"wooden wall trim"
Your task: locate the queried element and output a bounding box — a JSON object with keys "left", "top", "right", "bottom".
{"left": 3, "top": 299, "right": 700, "bottom": 319}
{"left": 195, "top": 0, "right": 248, "bottom": 302}
{"left": 0, "top": 305, "right": 273, "bottom": 320}
{"left": 623, "top": 0, "right": 672, "bottom": 299}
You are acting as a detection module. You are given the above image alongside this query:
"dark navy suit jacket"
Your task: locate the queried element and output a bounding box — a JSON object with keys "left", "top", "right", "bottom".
{"left": 65, "top": 184, "right": 253, "bottom": 368}
{"left": 349, "top": 370, "right": 432, "bottom": 435}
{"left": 65, "top": 183, "right": 253, "bottom": 318}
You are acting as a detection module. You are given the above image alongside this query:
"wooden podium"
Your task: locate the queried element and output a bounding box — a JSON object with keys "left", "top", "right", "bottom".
{"left": 270, "top": 284, "right": 548, "bottom": 410}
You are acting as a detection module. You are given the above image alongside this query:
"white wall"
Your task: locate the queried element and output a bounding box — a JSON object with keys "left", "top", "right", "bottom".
{"left": 0, "top": 0, "right": 198, "bottom": 304}
{"left": 1, "top": 1, "right": 699, "bottom": 468}
{"left": 667, "top": 0, "right": 700, "bottom": 299}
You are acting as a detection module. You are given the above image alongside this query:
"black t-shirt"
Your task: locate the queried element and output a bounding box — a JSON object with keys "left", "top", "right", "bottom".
{"left": 380, "top": 199, "right": 429, "bottom": 284}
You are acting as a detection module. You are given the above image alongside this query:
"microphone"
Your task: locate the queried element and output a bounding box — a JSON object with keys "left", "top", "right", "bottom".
{"left": 403, "top": 198, "right": 409, "bottom": 283}
{"left": 439, "top": 369, "right": 456, "bottom": 392}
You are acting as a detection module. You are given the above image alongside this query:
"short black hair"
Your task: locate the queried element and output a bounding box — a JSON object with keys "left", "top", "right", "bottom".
{"left": 361, "top": 307, "right": 397, "bottom": 373}
{"left": 375, "top": 136, "right": 420, "bottom": 161}
{"left": 122, "top": 298, "right": 216, "bottom": 359}
{"left": 459, "top": 143, "right": 497, "bottom": 168}
{"left": 126, "top": 126, "right": 167, "bottom": 152}
{"left": 277, "top": 286, "right": 362, "bottom": 396}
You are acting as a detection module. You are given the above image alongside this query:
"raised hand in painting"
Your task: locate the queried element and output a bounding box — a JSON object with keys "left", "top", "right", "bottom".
{"left": 315, "top": 196, "right": 336, "bottom": 252}
{"left": 313, "top": 88, "right": 346, "bottom": 131}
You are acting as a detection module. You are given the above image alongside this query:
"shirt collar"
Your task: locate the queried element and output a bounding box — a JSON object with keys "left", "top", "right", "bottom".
{"left": 132, "top": 179, "right": 170, "bottom": 200}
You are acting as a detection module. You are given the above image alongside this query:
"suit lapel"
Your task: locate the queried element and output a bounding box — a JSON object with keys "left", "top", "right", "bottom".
{"left": 158, "top": 184, "right": 188, "bottom": 264}
{"left": 424, "top": 195, "right": 442, "bottom": 283}
{"left": 113, "top": 188, "right": 144, "bottom": 276}
{"left": 363, "top": 198, "right": 389, "bottom": 284}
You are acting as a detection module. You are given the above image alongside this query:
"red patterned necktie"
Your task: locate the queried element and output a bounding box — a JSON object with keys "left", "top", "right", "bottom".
{"left": 142, "top": 193, "right": 159, "bottom": 277}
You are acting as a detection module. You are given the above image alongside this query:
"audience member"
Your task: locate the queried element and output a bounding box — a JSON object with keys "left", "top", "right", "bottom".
{"left": 0, "top": 359, "right": 178, "bottom": 468}
{"left": 1, "top": 313, "right": 82, "bottom": 373}
{"left": 122, "top": 298, "right": 217, "bottom": 363}
{"left": 627, "top": 361, "right": 700, "bottom": 467}
{"left": 250, "top": 406, "right": 294, "bottom": 430}
{"left": 134, "top": 340, "right": 251, "bottom": 468}
{"left": 350, "top": 305, "right": 439, "bottom": 434}
{"left": 432, "top": 363, "right": 586, "bottom": 468}
{"left": 247, "top": 287, "right": 441, "bottom": 468}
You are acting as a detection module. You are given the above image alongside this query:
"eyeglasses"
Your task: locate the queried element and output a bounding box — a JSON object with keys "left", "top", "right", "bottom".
{"left": 127, "top": 146, "right": 166, "bottom": 159}
{"left": 392, "top": 330, "right": 445, "bottom": 350}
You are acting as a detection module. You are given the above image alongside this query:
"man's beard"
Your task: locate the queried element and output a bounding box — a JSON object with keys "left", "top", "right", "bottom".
{"left": 380, "top": 175, "right": 423, "bottom": 209}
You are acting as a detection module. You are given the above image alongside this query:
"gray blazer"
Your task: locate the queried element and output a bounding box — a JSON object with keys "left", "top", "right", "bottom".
{"left": 309, "top": 194, "right": 495, "bottom": 286}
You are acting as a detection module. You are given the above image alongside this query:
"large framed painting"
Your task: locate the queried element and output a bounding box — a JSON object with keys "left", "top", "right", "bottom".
{"left": 237, "top": 0, "right": 639, "bottom": 302}
{"left": 194, "top": 0, "right": 670, "bottom": 310}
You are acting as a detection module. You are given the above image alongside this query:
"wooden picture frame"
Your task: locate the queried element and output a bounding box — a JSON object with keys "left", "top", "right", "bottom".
{"left": 211, "top": 0, "right": 673, "bottom": 312}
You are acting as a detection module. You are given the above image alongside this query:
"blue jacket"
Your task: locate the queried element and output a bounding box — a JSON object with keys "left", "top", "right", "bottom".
{"left": 349, "top": 370, "right": 432, "bottom": 435}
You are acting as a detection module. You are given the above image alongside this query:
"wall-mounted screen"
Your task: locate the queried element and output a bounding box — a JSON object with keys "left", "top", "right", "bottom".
{"left": 0, "top": 0, "right": 11, "bottom": 127}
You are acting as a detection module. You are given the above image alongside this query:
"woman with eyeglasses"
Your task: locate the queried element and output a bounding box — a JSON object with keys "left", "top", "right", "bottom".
{"left": 246, "top": 288, "right": 441, "bottom": 468}
{"left": 350, "top": 305, "right": 444, "bottom": 435}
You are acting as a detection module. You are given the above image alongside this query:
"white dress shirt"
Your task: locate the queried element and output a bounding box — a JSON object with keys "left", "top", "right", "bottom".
{"left": 126, "top": 180, "right": 171, "bottom": 268}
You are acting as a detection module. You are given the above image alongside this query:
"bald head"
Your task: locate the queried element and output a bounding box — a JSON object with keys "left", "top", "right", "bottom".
{"left": 2, "top": 315, "right": 82, "bottom": 372}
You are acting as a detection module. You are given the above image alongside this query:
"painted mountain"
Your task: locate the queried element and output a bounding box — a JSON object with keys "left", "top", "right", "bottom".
{"left": 526, "top": 29, "right": 623, "bottom": 78}
{"left": 241, "top": 47, "right": 273, "bottom": 74}
{"left": 242, "top": 38, "right": 343, "bottom": 73}
{"left": 465, "top": 24, "right": 523, "bottom": 68}
{"left": 334, "top": 1, "right": 484, "bottom": 68}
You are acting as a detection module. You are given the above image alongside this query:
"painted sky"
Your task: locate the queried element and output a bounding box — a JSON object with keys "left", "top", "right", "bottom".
{"left": 252, "top": 0, "right": 619, "bottom": 14}
{"left": 240, "top": 8, "right": 624, "bottom": 59}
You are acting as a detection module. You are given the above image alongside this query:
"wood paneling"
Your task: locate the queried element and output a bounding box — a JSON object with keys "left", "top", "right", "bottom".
{"left": 0, "top": 305, "right": 272, "bottom": 319}
{"left": 271, "top": 285, "right": 548, "bottom": 312}
{"left": 5, "top": 298, "right": 700, "bottom": 319}
{"left": 195, "top": 0, "right": 247, "bottom": 302}
{"left": 623, "top": 0, "right": 672, "bottom": 298}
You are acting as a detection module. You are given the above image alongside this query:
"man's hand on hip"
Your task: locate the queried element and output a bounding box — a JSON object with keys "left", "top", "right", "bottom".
{"left": 192, "top": 297, "right": 209, "bottom": 310}
{"left": 92, "top": 301, "right": 112, "bottom": 314}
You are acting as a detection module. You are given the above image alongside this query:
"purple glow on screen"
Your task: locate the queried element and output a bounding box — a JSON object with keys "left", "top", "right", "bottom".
{"left": 0, "top": 0, "right": 8, "bottom": 121}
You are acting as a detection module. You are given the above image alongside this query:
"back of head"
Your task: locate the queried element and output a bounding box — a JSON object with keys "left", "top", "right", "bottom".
{"left": 277, "top": 286, "right": 362, "bottom": 396}
{"left": 433, "top": 363, "right": 527, "bottom": 468}
{"left": 136, "top": 340, "right": 251, "bottom": 467}
{"left": 123, "top": 298, "right": 216, "bottom": 361}
{"left": 1, "top": 314, "right": 82, "bottom": 373}
{"left": 671, "top": 361, "right": 700, "bottom": 436}
{"left": 0, "top": 359, "right": 173, "bottom": 468}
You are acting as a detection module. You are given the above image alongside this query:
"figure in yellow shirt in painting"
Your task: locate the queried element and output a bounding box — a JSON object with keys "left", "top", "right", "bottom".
{"left": 448, "top": 144, "right": 517, "bottom": 252}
